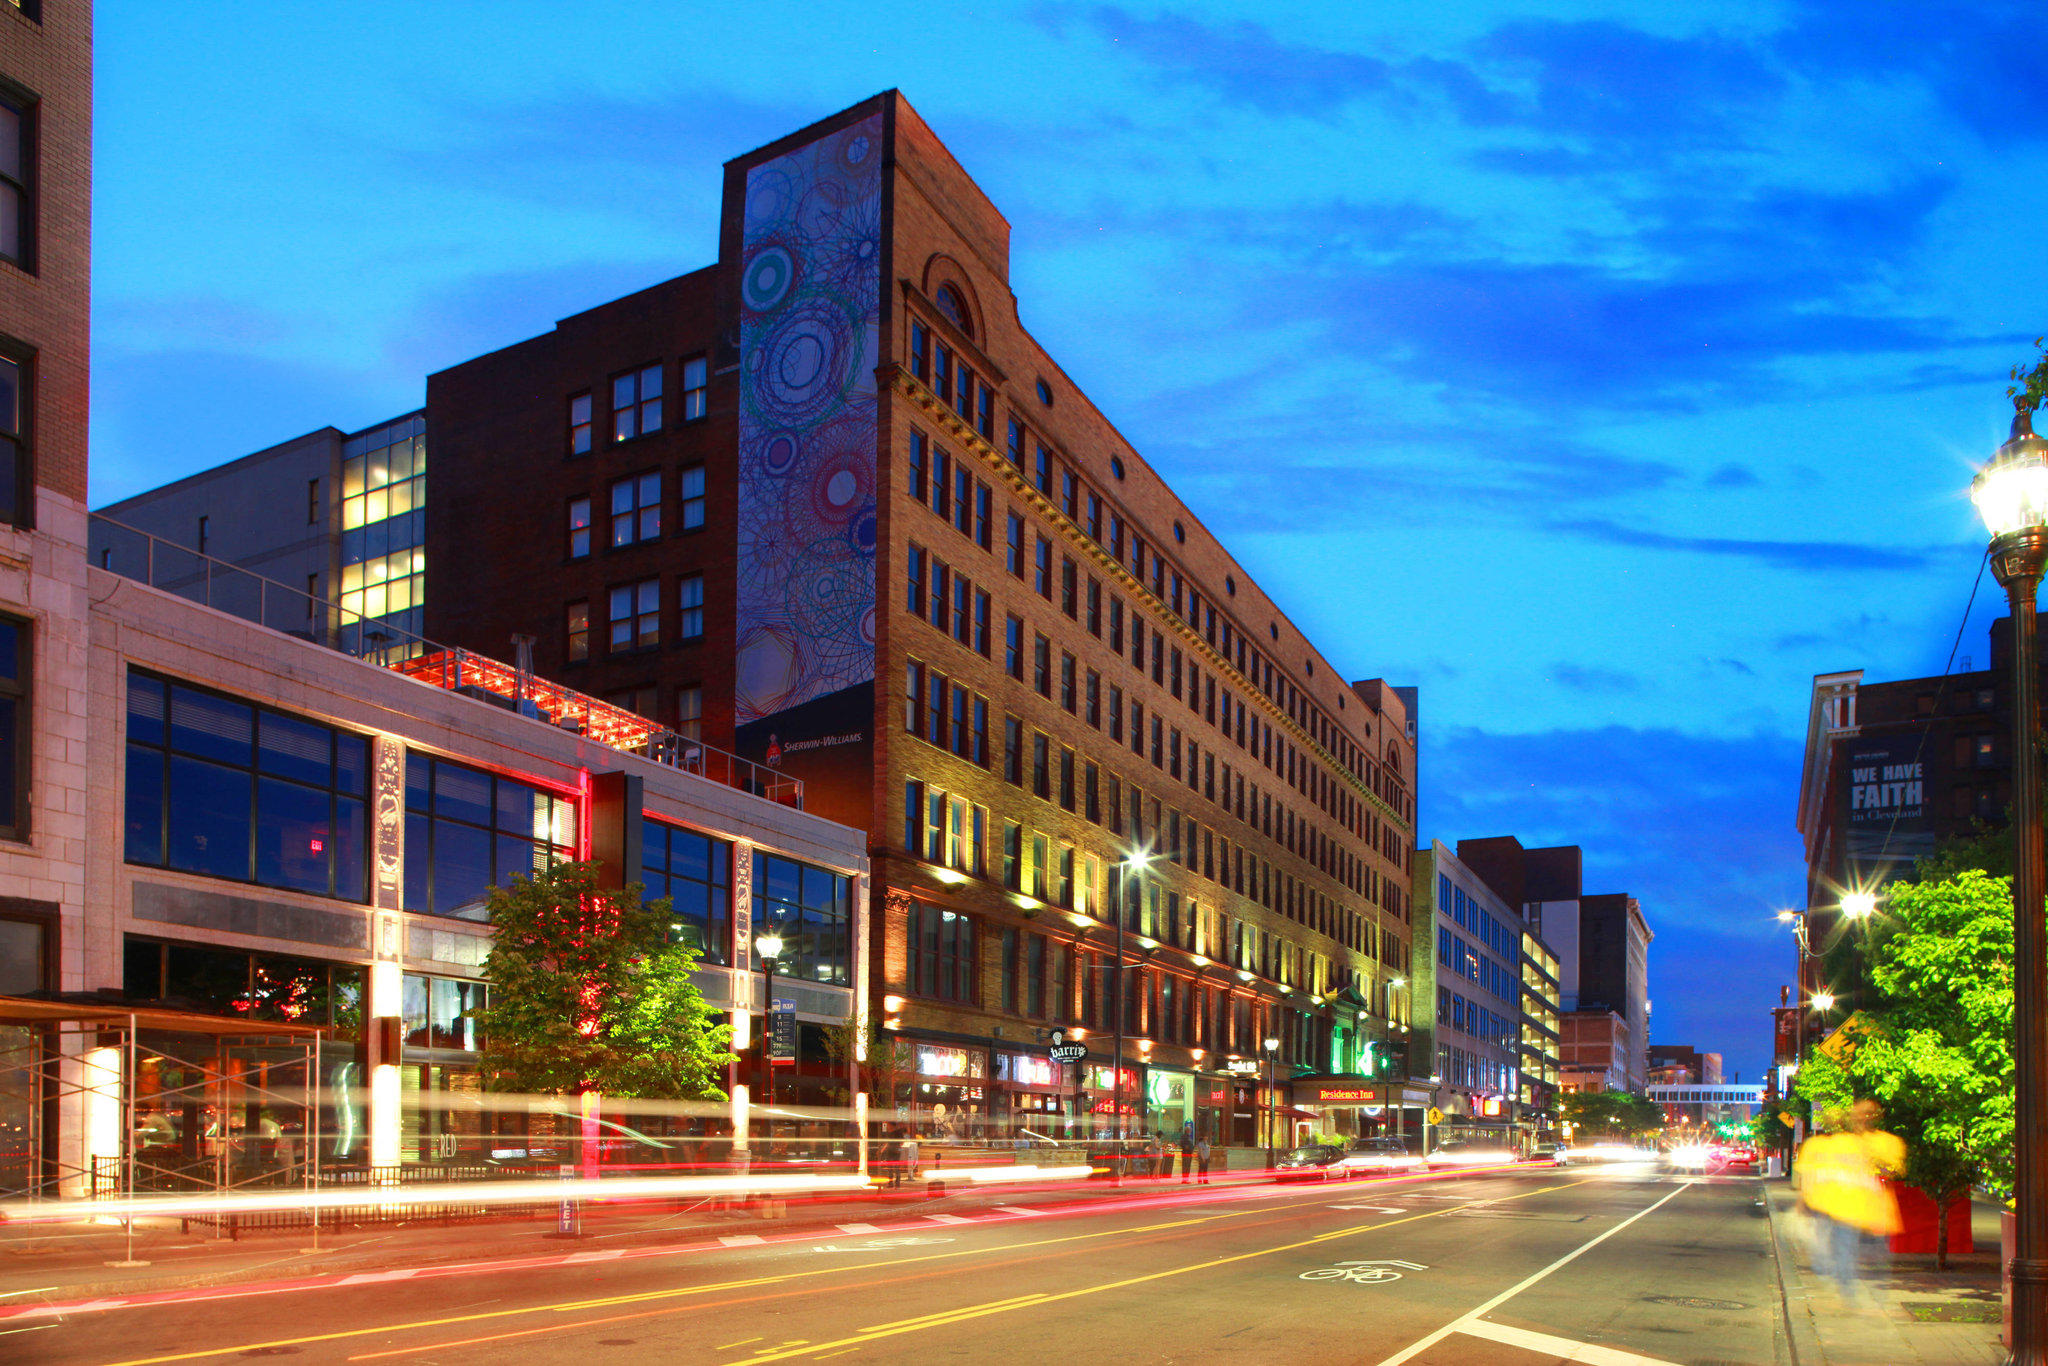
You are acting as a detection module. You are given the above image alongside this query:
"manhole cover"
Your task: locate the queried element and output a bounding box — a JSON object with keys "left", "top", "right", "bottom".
{"left": 1904, "top": 1302, "right": 2000, "bottom": 1323}
{"left": 1642, "top": 1295, "right": 1749, "bottom": 1311}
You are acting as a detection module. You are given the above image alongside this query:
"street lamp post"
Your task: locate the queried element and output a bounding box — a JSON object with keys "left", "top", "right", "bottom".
{"left": 1972, "top": 396, "right": 2048, "bottom": 1366}
{"left": 1262, "top": 1035, "right": 1280, "bottom": 1167}
{"left": 756, "top": 933, "right": 784, "bottom": 1146}
{"left": 1112, "top": 849, "right": 1154, "bottom": 1161}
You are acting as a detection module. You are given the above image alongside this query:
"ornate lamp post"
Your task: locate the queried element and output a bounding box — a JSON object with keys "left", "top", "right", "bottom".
{"left": 1972, "top": 396, "right": 2048, "bottom": 1366}
{"left": 1262, "top": 1034, "right": 1281, "bottom": 1166}
{"left": 1112, "top": 849, "right": 1154, "bottom": 1155}
{"left": 756, "top": 932, "right": 784, "bottom": 1138}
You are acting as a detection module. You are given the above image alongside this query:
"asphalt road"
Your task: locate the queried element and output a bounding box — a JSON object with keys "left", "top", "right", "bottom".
{"left": 10, "top": 1164, "right": 1784, "bottom": 1366}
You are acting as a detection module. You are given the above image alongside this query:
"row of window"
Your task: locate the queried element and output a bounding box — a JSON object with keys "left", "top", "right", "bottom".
{"left": 1437, "top": 986, "right": 1517, "bottom": 1052}
{"left": 899, "top": 769, "right": 1389, "bottom": 996}
{"left": 1437, "top": 924, "right": 1516, "bottom": 1004}
{"left": 903, "top": 412, "right": 1409, "bottom": 825}
{"left": 904, "top": 629, "right": 1400, "bottom": 949}
{"left": 566, "top": 466, "right": 708, "bottom": 557}
{"left": 901, "top": 896, "right": 1328, "bottom": 1064}
{"left": 906, "top": 503, "right": 1399, "bottom": 909}
{"left": 1438, "top": 1045, "right": 1515, "bottom": 1096}
{"left": 567, "top": 356, "right": 709, "bottom": 455}
{"left": 1443, "top": 877, "right": 1517, "bottom": 963}
{"left": 121, "top": 936, "right": 485, "bottom": 1051}
{"left": 564, "top": 573, "right": 705, "bottom": 660}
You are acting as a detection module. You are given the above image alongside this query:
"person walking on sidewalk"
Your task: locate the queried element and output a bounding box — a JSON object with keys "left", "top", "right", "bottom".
{"left": 1179, "top": 1124, "right": 1196, "bottom": 1183}
{"left": 1196, "top": 1134, "right": 1212, "bottom": 1184}
{"left": 1795, "top": 1099, "right": 1904, "bottom": 1305}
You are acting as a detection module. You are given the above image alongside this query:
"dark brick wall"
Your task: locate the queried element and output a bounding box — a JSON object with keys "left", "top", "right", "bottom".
{"left": 0, "top": 2, "right": 91, "bottom": 508}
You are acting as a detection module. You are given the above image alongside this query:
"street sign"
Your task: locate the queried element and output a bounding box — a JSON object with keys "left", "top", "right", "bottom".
{"left": 1426, "top": 1107, "right": 1443, "bottom": 1125}
{"left": 770, "top": 1004, "right": 797, "bottom": 1062}
{"left": 1047, "top": 1029, "right": 1087, "bottom": 1064}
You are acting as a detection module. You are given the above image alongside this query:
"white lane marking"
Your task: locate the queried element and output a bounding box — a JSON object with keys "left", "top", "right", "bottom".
{"left": 1329, "top": 1204, "right": 1407, "bottom": 1214}
{"left": 1459, "top": 1318, "right": 1682, "bottom": 1365}
{"left": 336, "top": 1270, "right": 419, "bottom": 1285}
{"left": 1369, "top": 1179, "right": 1696, "bottom": 1366}
{"left": 718, "top": 1234, "right": 766, "bottom": 1247}
{"left": 994, "top": 1205, "right": 1043, "bottom": 1216}
{"left": 925, "top": 1214, "right": 974, "bottom": 1224}
{"left": 836, "top": 1223, "right": 882, "bottom": 1234}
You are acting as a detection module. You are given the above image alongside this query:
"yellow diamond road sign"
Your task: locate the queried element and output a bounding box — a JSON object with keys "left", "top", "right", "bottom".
{"left": 1426, "top": 1107, "right": 1443, "bottom": 1125}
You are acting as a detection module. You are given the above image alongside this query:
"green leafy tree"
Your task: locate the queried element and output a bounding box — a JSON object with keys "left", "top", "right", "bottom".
{"left": 473, "top": 859, "right": 733, "bottom": 1099}
{"left": 2010, "top": 337, "right": 2048, "bottom": 412}
{"left": 1792, "top": 870, "right": 2014, "bottom": 1268}
{"left": 1559, "top": 1089, "right": 1664, "bottom": 1140}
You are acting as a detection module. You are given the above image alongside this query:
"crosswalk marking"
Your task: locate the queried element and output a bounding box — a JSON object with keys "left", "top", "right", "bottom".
{"left": 718, "top": 1234, "right": 766, "bottom": 1247}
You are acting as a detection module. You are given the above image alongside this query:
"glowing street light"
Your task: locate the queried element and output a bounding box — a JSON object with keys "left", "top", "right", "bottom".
{"left": 756, "top": 932, "right": 785, "bottom": 1129}
{"left": 1811, "top": 990, "right": 1836, "bottom": 1013}
{"left": 1840, "top": 891, "right": 1878, "bottom": 921}
{"left": 1973, "top": 392, "right": 2048, "bottom": 1364}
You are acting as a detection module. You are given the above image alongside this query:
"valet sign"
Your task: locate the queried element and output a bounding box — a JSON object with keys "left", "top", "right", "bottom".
{"left": 1224, "top": 1059, "right": 1261, "bottom": 1076}
{"left": 1047, "top": 1030, "right": 1087, "bottom": 1064}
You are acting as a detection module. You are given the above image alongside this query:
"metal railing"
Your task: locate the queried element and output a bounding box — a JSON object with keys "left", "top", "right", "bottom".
{"left": 88, "top": 513, "right": 801, "bottom": 807}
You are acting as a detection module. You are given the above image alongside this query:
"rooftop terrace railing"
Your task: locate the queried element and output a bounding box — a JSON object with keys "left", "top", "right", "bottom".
{"left": 89, "top": 513, "right": 801, "bottom": 808}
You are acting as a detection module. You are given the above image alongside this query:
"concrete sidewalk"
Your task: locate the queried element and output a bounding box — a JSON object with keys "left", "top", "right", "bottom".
{"left": 0, "top": 1166, "right": 1265, "bottom": 1307}
{"left": 1762, "top": 1178, "right": 2005, "bottom": 1365}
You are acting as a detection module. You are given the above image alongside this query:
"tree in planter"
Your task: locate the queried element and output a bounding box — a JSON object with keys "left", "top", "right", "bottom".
{"left": 472, "top": 860, "right": 734, "bottom": 1160}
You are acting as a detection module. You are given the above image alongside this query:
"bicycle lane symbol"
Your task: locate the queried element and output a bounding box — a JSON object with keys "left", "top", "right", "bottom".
{"left": 1298, "top": 1259, "right": 1429, "bottom": 1285}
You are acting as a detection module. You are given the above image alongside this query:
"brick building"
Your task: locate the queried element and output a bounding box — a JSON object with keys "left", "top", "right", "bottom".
{"left": 422, "top": 92, "right": 1419, "bottom": 1147}
{"left": 1794, "top": 625, "right": 2043, "bottom": 1010}
{"left": 1, "top": 0, "right": 92, "bottom": 1002}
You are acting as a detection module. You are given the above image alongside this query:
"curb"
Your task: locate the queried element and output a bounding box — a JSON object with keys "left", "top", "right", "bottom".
{"left": 1761, "top": 1179, "right": 1825, "bottom": 1366}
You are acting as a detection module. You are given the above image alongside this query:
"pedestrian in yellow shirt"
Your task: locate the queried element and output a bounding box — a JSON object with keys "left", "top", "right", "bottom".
{"left": 1795, "top": 1099, "right": 1904, "bottom": 1305}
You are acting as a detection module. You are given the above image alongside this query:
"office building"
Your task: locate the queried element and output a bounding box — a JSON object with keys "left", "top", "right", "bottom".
{"left": 1794, "top": 625, "right": 2039, "bottom": 1009}
{"left": 1518, "top": 927, "right": 1562, "bottom": 1145}
{"left": 1414, "top": 843, "right": 1522, "bottom": 1138}
{"left": 90, "top": 411, "right": 428, "bottom": 656}
{"left": 1456, "top": 834, "right": 1651, "bottom": 1094}
{"left": 420, "top": 92, "right": 1419, "bottom": 1147}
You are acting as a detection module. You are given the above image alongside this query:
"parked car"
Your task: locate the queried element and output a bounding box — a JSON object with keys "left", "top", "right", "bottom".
{"left": 1273, "top": 1144, "right": 1347, "bottom": 1180}
{"left": 1334, "top": 1137, "right": 1426, "bottom": 1176}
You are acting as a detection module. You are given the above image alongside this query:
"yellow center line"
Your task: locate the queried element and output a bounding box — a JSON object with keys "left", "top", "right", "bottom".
{"left": 859, "top": 1292, "right": 1052, "bottom": 1333}
{"left": 741, "top": 1180, "right": 1592, "bottom": 1365}
{"left": 99, "top": 1190, "right": 1335, "bottom": 1366}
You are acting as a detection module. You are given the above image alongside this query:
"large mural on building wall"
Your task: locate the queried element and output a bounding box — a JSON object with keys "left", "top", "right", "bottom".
{"left": 734, "top": 114, "right": 883, "bottom": 736}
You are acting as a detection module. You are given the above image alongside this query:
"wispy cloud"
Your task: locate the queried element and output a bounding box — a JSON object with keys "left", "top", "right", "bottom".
{"left": 1547, "top": 518, "right": 1937, "bottom": 571}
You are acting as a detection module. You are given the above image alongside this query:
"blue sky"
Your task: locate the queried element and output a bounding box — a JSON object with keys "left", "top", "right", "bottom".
{"left": 91, "top": 2, "right": 2047, "bottom": 1079}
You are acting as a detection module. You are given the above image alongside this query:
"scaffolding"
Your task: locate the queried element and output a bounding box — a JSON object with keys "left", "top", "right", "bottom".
{"left": 0, "top": 997, "right": 326, "bottom": 1254}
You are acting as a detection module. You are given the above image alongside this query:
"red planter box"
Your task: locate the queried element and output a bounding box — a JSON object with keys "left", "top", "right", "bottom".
{"left": 1887, "top": 1181, "right": 1974, "bottom": 1255}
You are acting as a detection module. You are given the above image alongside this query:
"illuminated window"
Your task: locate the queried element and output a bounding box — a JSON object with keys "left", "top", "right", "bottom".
{"left": 675, "top": 685, "right": 702, "bottom": 742}
{"left": 565, "top": 601, "right": 589, "bottom": 662}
